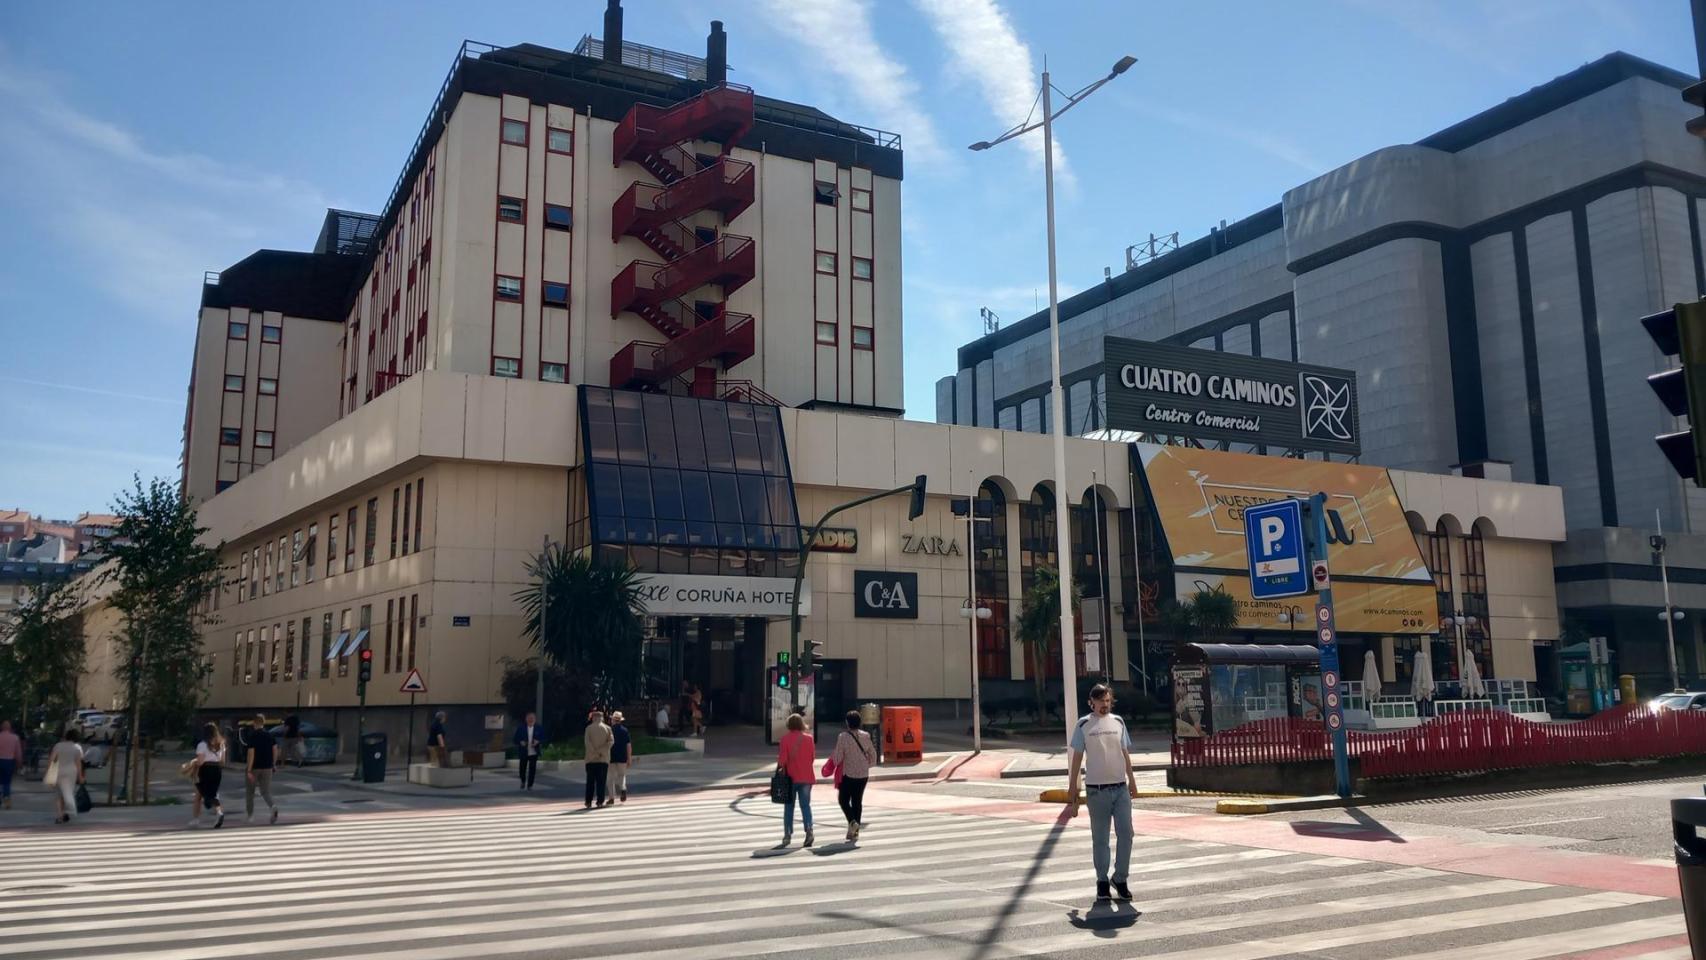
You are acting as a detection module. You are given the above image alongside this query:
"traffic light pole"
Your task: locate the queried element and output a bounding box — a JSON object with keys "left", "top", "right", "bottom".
{"left": 1305, "top": 493, "right": 1352, "bottom": 799}
{"left": 787, "top": 478, "right": 926, "bottom": 710}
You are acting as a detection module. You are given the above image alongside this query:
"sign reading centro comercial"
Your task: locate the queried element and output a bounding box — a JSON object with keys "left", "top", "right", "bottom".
{"left": 634, "top": 574, "right": 811, "bottom": 618}
{"left": 1104, "top": 337, "right": 1360, "bottom": 455}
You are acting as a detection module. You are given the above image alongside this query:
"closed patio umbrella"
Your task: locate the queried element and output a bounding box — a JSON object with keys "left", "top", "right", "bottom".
{"left": 1462, "top": 653, "right": 1487, "bottom": 700}
{"left": 1411, "top": 649, "right": 1435, "bottom": 703}
{"left": 1362, "top": 650, "right": 1382, "bottom": 703}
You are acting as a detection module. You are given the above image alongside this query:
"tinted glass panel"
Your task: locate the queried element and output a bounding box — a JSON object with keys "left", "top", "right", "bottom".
{"left": 717, "top": 523, "right": 746, "bottom": 547}
{"left": 590, "top": 463, "right": 623, "bottom": 518}
{"left": 680, "top": 470, "right": 712, "bottom": 520}
{"left": 727, "top": 405, "right": 762, "bottom": 471}
{"left": 650, "top": 469, "right": 684, "bottom": 520}
{"left": 754, "top": 406, "right": 784, "bottom": 474}
{"left": 738, "top": 475, "right": 771, "bottom": 526}
{"left": 709, "top": 473, "right": 742, "bottom": 524}
{"left": 611, "top": 390, "right": 646, "bottom": 464}
{"left": 767, "top": 477, "right": 799, "bottom": 528}
{"left": 655, "top": 520, "right": 687, "bottom": 545}
{"left": 625, "top": 518, "right": 655, "bottom": 543}
{"left": 686, "top": 521, "right": 716, "bottom": 546}
{"left": 700, "top": 404, "right": 734, "bottom": 470}
{"left": 619, "top": 466, "right": 653, "bottom": 519}
{"left": 671, "top": 397, "right": 706, "bottom": 469}
{"left": 585, "top": 390, "right": 618, "bottom": 462}
{"left": 641, "top": 394, "right": 677, "bottom": 467}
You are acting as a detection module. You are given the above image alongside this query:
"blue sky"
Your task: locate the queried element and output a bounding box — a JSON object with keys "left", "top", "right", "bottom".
{"left": 0, "top": 0, "right": 1692, "bottom": 519}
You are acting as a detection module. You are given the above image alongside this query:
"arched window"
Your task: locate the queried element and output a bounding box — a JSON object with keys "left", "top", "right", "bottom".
{"left": 973, "top": 481, "right": 1010, "bottom": 679}
{"left": 1020, "top": 485, "right": 1062, "bottom": 679}
{"left": 1460, "top": 525, "right": 1490, "bottom": 674}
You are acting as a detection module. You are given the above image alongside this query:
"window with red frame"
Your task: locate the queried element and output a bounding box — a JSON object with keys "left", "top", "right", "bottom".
{"left": 493, "top": 357, "right": 521, "bottom": 378}
{"left": 495, "top": 276, "right": 522, "bottom": 300}
{"left": 547, "top": 127, "right": 573, "bottom": 153}
{"left": 497, "top": 196, "right": 524, "bottom": 223}
{"left": 501, "top": 118, "right": 527, "bottom": 145}
{"left": 852, "top": 326, "right": 874, "bottom": 350}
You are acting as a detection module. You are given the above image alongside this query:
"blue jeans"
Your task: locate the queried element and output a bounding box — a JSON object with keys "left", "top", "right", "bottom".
{"left": 782, "top": 783, "right": 813, "bottom": 837}
{"left": 0, "top": 758, "right": 13, "bottom": 798}
{"left": 1086, "top": 784, "right": 1133, "bottom": 883}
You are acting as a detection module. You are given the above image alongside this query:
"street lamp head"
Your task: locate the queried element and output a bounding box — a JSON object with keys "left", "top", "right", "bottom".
{"left": 968, "top": 141, "right": 991, "bottom": 152}
{"left": 1111, "top": 55, "right": 1137, "bottom": 76}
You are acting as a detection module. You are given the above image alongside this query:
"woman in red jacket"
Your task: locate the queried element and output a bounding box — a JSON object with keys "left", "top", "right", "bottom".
{"left": 777, "top": 712, "right": 817, "bottom": 847}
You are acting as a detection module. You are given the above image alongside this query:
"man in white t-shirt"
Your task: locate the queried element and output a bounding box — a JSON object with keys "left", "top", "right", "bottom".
{"left": 1067, "top": 682, "right": 1137, "bottom": 901}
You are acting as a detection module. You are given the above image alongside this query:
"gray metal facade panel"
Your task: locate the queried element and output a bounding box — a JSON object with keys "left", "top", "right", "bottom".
{"left": 1469, "top": 232, "right": 1533, "bottom": 483}
{"left": 1527, "top": 211, "right": 1601, "bottom": 530}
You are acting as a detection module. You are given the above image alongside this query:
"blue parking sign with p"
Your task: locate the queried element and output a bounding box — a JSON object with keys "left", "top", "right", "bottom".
{"left": 1244, "top": 499, "right": 1309, "bottom": 599}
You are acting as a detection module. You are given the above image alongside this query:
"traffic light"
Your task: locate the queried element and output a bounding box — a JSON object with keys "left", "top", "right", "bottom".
{"left": 801, "top": 639, "right": 825, "bottom": 678}
{"left": 358, "top": 647, "right": 373, "bottom": 683}
{"left": 908, "top": 474, "right": 928, "bottom": 520}
{"left": 1643, "top": 299, "right": 1706, "bottom": 485}
{"left": 775, "top": 650, "right": 790, "bottom": 689}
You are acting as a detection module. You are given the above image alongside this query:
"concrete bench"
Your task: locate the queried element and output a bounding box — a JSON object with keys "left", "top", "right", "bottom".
{"left": 457, "top": 750, "right": 507, "bottom": 769}
{"left": 408, "top": 763, "right": 473, "bottom": 787}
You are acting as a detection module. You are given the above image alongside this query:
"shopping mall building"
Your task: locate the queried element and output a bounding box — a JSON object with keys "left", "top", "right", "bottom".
{"left": 152, "top": 5, "right": 1583, "bottom": 751}
{"left": 939, "top": 51, "right": 1706, "bottom": 692}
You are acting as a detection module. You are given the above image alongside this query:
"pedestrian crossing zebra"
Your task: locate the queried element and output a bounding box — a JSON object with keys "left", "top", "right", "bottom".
{"left": 0, "top": 792, "right": 1686, "bottom": 959}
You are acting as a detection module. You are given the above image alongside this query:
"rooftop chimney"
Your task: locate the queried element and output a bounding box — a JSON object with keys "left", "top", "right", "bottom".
{"left": 707, "top": 21, "right": 727, "bottom": 85}
{"left": 603, "top": 0, "right": 623, "bottom": 63}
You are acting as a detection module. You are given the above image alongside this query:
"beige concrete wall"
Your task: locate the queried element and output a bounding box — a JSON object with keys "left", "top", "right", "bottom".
{"left": 1483, "top": 537, "right": 1559, "bottom": 680}
{"left": 1391, "top": 469, "right": 1566, "bottom": 542}
{"left": 76, "top": 587, "right": 126, "bottom": 713}
{"left": 183, "top": 308, "right": 344, "bottom": 505}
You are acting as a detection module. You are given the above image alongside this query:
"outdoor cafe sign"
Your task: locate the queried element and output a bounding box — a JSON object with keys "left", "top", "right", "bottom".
{"left": 1103, "top": 336, "right": 1361, "bottom": 455}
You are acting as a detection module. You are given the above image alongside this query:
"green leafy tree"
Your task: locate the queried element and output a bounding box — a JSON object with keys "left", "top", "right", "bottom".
{"left": 1188, "top": 586, "right": 1241, "bottom": 641}
{"left": 1015, "top": 565, "right": 1082, "bottom": 724}
{"left": 513, "top": 547, "right": 648, "bottom": 728}
{"left": 102, "top": 475, "right": 225, "bottom": 740}
{"left": 0, "top": 577, "right": 87, "bottom": 738}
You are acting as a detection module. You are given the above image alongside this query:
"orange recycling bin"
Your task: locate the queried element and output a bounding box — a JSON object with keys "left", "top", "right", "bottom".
{"left": 881, "top": 706, "right": 924, "bottom": 762}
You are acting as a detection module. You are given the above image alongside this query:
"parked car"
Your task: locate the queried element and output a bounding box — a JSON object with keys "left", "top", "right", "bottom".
{"left": 69, "top": 710, "right": 109, "bottom": 740}
{"left": 267, "top": 721, "right": 339, "bottom": 764}
{"left": 1650, "top": 692, "right": 1706, "bottom": 711}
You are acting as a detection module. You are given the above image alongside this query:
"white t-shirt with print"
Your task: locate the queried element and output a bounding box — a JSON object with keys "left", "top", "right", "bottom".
{"left": 1069, "top": 712, "right": 1131, "bottom": 786}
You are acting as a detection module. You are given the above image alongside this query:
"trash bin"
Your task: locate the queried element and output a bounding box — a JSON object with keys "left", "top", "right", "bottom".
{"left": 1672, "top": 796, "right": 1706, "bottom": 958}
{"left": 881, "top": 705, "right": 924, "bottom": 763}
{"left": 1620, "top": 674, "right": 1640, "bottom": 705}
{"left": 360, "top": 732, "right": 388, "bottom": 783}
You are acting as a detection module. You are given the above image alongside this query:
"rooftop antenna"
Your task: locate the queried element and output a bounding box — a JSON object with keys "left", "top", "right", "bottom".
{"left": 1125, "top": 231, "right": 1179, "bottom": 271}
{"left": 979, "top": 307, "right": 1000, "bottom": 335}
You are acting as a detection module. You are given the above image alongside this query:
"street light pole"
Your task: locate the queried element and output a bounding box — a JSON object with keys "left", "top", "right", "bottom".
{"left": 1655, "top": 511, "right": 1681, "bottom": 692}
{"left": 970, "top": 54, "right": 1136, "bottom": 745}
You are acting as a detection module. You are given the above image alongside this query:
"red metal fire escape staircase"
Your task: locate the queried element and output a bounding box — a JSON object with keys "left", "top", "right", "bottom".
{"left": 609, "top": 84, "right": 763, "bottom": 395}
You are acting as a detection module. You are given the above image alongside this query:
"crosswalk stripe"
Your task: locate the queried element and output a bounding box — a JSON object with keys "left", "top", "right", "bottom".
{"left": 1386, "top": 919, "right": 1689, "bottom": 960}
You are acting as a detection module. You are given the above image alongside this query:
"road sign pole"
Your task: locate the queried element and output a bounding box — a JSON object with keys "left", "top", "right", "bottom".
{"left": 1307, "top": 492, "right": 1352, "bottom": 799}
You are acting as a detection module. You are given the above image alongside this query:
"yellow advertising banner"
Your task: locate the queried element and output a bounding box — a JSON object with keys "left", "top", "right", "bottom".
{"left": 1137, "top": 443, "right": 1435, "bottom": 635}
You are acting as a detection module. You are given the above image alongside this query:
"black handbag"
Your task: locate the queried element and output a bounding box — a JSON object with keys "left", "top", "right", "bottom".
{"left": 74, "top": 783, "right": 92, "bottom": 814}
{"left": 770, "top": 737, "right": 799, "bottom": 804}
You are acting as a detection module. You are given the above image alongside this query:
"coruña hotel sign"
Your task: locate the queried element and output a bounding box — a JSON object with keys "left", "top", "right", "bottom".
{"left": 1103, "top": 337, "right": 1361, "bottom": 456}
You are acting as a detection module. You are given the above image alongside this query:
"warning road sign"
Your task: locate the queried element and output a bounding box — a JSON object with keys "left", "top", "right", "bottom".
{"left": 399, "top": 668, "right": 427, "bottom": 694}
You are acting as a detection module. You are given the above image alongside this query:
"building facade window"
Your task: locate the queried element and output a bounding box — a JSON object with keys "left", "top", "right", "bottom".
{"left": 390, "top": 487, "right": 401, "bottom": 559}
{"left": 541, "top": 362, "right": 567, "bottom": 383}
{"left": 238, "top": 552, "right": 249, "bottom": 603}
{"left": 547, "top": 127, "right": 573, "bottom": 153}
{"left": 228, "top": 321, "right": 248, "bottom": 339}
{"left": 345, "top": 507, "right": 357, "bottom": 572}
{"left": 220, "top": 427, "right": 241, "bottom": 446}
{"left": 326, "top": 514, "right": 339, "bottom": 578}
{"left": 290, "top": 529, "right": 302, "bottom": 587}
{"left": 501, "top": 118, "right": 527, "bottom": 145}
{"left": 232, "top": 632, "right": 242, "bottom": 685}
{"left": 1460, "top": 526, "right": 1491, "bottom": 672}
{"left": 305, "top": 522, "right": 317, "bottom": 582}
{"left": 276, "top": 535, "right": 287, "bottom": 593}
{"left": 852, "top": 326, "right": 873, "bottom": 349}
{"left": 224, "top": 375, "right": 244, "bottom": 392}
{"left": 815, "top": 322, "right": 836, "bottom": 344}
{"left": 414, "top": 479, "right": 425, "bottom": 552}
{"left": 852, "top": 257, "right": 873, "bottom": 280}
{"left": 364, "top": 498, "right": 378, "bottom": 567}
{"left": 493, "top": 357, "right": 521, "bottom": 378}
{"left": 337, "top": 609, "right": 352, "bottom": 677}
{"left": 255, "top": 430, "right": 274, "bottom": 449}
{"left": 258, "top": 378, "right": 278, "bottom": 396}
{"left": 973, "top": 482, "right": 1010, "bottom": 679}
{"left": 497, "top": 196, "right": 524, "bottom": 222}
{"left": 814, "top": 181, "right": 837, "bottom": 205}
{"left": 384, "top": 598, "right": 395, "bottom": 673}
{"left": 851, "top": 187, "right": 872, "bottom": 211}
{"left": 542, "top": 282, "right": 569, "bottom": 306}
{"left": 261, "top": 324, "right": 282, "bottom": 343}
{"left": 814, "top": 251, "right": 835, "bottom": 274}
{"left": 256, "top": 626, "right": 268, "bottom": 684}
{"left": 262, "top": 543, "right": 273, "bottom": 596}
{"left": 320, "top": 612, "right": 333, "bottom": 679}
{"left": 402, "top": 483, "right": 412, "bottom": 555}
{"left": 250, "top": 546, "right": 261, "bottom": 597}
{"left": 409, "top": 594, "right": 419, "bottom": 669}
{"left": 283, "top": 621, "right": 295, "bottom": 682}
{"left": 545, "top": 204, "right": 572, "bottom": 230}
{"left": 245, "top": 629, "right": 255, "bottom": 684}
{"left": 495, "top": 276, "right": 522, "bottom": 300}
{"left": 300, "top": 616, "right": 312, "bottom": 681}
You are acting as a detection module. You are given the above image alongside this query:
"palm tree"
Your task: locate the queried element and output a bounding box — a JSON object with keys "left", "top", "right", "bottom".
{"left": 513, "top": 548, "right": 649, "bottom": 719}
{"left": 1016, "top": 566, "right": 1081, "bottom": 724}
{"left": 1188, "top": 586, "right": 1241, "bottom": 641}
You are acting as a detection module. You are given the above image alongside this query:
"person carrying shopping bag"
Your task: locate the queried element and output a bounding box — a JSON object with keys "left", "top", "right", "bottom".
{"left": 825, "top": 710, "right": 877, "bottom": 843}
{"left": 45, "top": 728, "right": 85, "bottom": 824}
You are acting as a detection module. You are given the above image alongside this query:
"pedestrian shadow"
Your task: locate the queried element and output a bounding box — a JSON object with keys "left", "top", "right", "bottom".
{"left": 1066, "top": 901, "right": 1142, "bottom": 937}
{"left": 751, "top": 845, "right": 797, "bottom": 859}
{"left": 810, "top": 841, "right": 858, "bottom": 856}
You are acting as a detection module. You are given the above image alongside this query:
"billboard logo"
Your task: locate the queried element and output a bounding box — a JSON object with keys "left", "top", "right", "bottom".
{"left": 1301, "top": 374, "right": 1354, "bottom": 442}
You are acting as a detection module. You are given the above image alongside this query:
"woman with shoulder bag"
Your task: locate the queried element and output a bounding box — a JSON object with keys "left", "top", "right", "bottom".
{"left": 188, "top": 722, "right": 228, "bottom": 829}
{"left": 827, "top": 710, "right": 877, "bottom": 842}
{"left": 46, "top": 728, "right": 85, "bottom": 824}
{"left": 775, "top": 713, "right": 817, "bottom": 847}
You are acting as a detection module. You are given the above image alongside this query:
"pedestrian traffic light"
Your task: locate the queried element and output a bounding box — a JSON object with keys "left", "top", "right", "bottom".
{"left": 775, "top": 651, "right": 790, "bottom": 689}
{"left": 1643, "top": 299, "right": 1706, "bottom": 485}
{"left": 358, "top": 648, "right": 373, "bottom": 683}
{"left": 908, "top": 474, "right": 928, "bottom": 520}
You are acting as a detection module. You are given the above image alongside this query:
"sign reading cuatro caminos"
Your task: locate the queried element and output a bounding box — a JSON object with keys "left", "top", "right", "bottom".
{"left": 632, "top": 574, "right": 811, "bottom": 618}
{"left": 1103, "top": 336, "right": 1361, "bottom": 455}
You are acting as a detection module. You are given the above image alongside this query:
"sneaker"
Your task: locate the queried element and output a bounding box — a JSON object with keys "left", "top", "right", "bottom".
{"left": 852, "top": 822, "right": 862, "bottom": 840}
{"left": 1114, "top": 881, "right": 1133, "bottom": 902}
{"left": 845, "top": 826, "right": 855, "bottom": 843}
{"left": 270, "top": 808, "right": 279, "bottom": 825}
{"left": 620, "top": 789, "right": 627, "bottom": 802}
{"left": 584, "top": 802, "right": 593, "bottom": 810}
{"left": 213, "top": 812, "right": 225, "bottom": 829}
{"left": 804, "top": 830, "right": 814, "bottom": 848}
{"left": 1096, "top": 881, "right": 1111, "bottom": 901}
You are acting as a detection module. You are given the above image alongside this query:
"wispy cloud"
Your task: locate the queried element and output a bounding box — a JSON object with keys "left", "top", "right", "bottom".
{"left": 755, "top": 0, "right": 947, "bottom": 165}
{"left": 1116, "top": 94, "right": 1324, "bottom": 175}
{"left": 0, "top": 375, "right": 178, "bottom": 406}
{"left": 913, "top": 0, "right": 1067, "bottom": 185}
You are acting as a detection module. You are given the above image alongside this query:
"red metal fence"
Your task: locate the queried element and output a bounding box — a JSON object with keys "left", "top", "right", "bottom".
{"left": 1171, "top": 706, "right": 1706, "bottom": 780}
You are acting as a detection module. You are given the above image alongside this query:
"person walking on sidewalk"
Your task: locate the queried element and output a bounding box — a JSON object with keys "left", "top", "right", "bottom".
{"left": 829, "top": 710, "right": 877, "bottom": 843}
{"left": 188, "top": 722, "right": 228, "bottom": 829}
{"left": 0, "top": 720, "right": 22, "bottom": 810}
{"left": 243, "top": 714, "right": 280, "bottom": 824}
{"left": 47, "top": 728, "right": 85, "bottom": 824}
{"left": 583, "top": 709, "right": 613, "bottom": 809}
{"left": 283, "top": 714, "right": 305, "bottom": 767}
{"left": 514, "top": 711, "right": 545, "bottom": 791}
{"left": 1067, "top": 683, "right": 1138, "bottom": 902}
{"left": 777, "top": 712, "right": 817, "bottom": 848}
{"left": 607, "top": 711, "right": 633, "bottom": 803}
{"left": 428, "top": 712, "right": 450, "bottom": 767}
